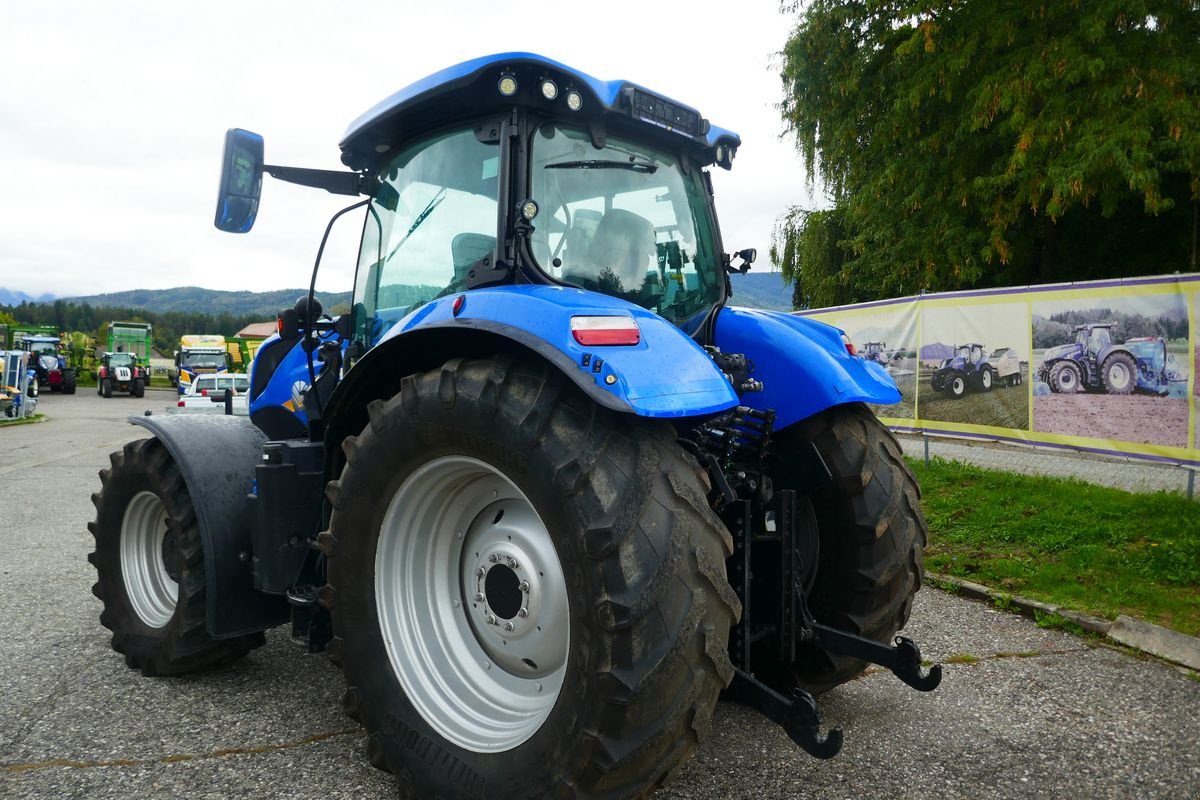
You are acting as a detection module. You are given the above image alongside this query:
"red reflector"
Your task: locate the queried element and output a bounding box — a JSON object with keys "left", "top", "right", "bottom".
{"left": 200, "top": 389, "right": 208, "bottom": 397}
{"left": 177, "top": 400, "right": 185, "bottom": 407}
{"left": 570, "top": 316, "right": 640, "bottom": 346}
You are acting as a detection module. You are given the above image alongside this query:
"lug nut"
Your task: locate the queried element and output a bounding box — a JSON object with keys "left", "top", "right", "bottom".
{"left": 518, "top": 607, "right": 528, "bottom": 618}
{"left": 504, "top": 621, "right": 515, "bottom": 632}
{"left": 489, "top": 554, "right": 499, "bottom": 563}
{"left": 507, "top": 557, "right": 519, "bottom": 569}
{"left": 474, "top": 593, "right": 484, "bottom": 602}
{"left": 518, "top": 580, "right": 530, "bottom": 592}
{"left": 485, "top": 614, "right": 497, "bottom": 625}
{"left": 476, "top": 567, "right": 486, "bottom": 577}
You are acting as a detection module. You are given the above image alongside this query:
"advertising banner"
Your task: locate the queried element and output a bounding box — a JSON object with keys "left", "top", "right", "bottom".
{"left": 799, "top": 273, "right": 1197, "bottom": 467}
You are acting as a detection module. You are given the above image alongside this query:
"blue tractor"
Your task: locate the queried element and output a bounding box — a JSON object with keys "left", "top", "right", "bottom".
{"left": 1037, "top": 323, "right": 1167, "bottom": 395}
{"left": 88, "top": 53, "right": 937, "bottom": 798}
{"left": 930, "top": 343, "right": 995, "bottom": 398}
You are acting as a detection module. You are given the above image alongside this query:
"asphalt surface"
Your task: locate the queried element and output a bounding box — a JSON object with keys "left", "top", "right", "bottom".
{"left": 2, "top": 392, "right": 1198, "bottom": 799}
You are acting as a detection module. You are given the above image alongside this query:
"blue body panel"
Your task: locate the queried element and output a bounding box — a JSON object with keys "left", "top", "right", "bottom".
{"left": 374, "top": 285, "right": 738, "bottom": 418}
{"left": 341, "top": 52, "right": 740, "bottom": 151}
{"left": 714, "top": 307, "right": 900, "bottom": 430}
{"left": 248, "top": 332, "right": 342, "bottom": 425}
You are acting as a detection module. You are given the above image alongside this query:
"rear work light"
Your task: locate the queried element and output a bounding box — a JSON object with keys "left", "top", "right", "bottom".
{"left": 570, "top": 316, "right": 640, "bottom": 346}
{"left": 841, "top": 333, "right": 856, "bottom": 356}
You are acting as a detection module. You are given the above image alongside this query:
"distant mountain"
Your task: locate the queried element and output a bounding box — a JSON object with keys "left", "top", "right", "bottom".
{"left": 727, "top": 271, "right": 793, "bottom": 312}
{"left": 26, "top": 273, "right": 792, "bottom": 319}
{"left": 59, "top": 287, "right": 353, "bottom": 318}
{"left": 0, "top": 288, "right": 55, "bottom": 305}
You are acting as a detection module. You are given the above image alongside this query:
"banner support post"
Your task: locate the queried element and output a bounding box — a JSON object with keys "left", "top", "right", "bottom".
{"left": 924, "top": 434, "right": 930, "bottom": 468}
{"left": 1188, "top": 469, "right": 1195, "bottom": 501}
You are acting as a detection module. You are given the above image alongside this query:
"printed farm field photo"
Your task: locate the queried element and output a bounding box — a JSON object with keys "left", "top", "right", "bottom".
{"left": 1031, "top": 293, "right": 1189, "bottom": 448}
{"left": 917, "top": 300, "right": 1030, "bottom": 429}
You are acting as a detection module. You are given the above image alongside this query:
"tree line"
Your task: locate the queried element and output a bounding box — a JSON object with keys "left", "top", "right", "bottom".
{"left": 1, "top": 300, "right": 268, "bottom": 355}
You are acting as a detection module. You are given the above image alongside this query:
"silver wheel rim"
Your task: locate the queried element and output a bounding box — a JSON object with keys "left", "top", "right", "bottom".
{"left": 982, "top": 371, "right": 991, "bottom": 388}
{"left": 1108, "top": 362, "right": 1130, "bottom": 390}
{"left": 952, "top": 377, "right": 964, "bottom": 394}
{"left": 376, "top": 456, "right": 569, "bottom": 753}
{"left": 120, "top": 491, "right": 177, "bottom": 628}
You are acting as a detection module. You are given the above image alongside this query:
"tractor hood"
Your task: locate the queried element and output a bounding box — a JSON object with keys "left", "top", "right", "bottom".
{"left": 1042, "top": 343, "right": 1076, "bottom": 361}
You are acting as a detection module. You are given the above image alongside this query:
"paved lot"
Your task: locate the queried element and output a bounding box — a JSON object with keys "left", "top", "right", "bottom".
{"left": 2, "top": 393, "right": 1198, "bottom": 799}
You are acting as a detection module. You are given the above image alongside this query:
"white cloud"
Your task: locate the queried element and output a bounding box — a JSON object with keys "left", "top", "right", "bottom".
{"left": 0, "top": 1, "right": 815, "bottom": 298}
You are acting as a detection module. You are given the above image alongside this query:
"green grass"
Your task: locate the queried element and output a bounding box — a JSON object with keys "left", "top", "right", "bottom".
{"left": 910, "top": 456, "right": 1200, "bottom": 638}
{"left": 0, "top": 412, "right": 45, "bottom": 427}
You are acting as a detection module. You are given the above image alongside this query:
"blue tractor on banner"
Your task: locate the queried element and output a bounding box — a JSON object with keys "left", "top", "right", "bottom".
{"left": 87, "top": 53, "right": 938, "bottom": 799}
{"left": 1037, "top": 323, "right": 1170, "bottom": 395}
{"left": 930, "top": 342, "right": 996, "bottom": 398}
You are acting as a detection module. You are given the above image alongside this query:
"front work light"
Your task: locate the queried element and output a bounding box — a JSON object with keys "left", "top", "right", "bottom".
{"left": 565, "top": 90, "right": 583, "bottom": 111}
{"left": 540, "top": 79, "right": 558, "bottom": 100}
{"left": 498, "top": 74, "right": 518, "bottom": 96}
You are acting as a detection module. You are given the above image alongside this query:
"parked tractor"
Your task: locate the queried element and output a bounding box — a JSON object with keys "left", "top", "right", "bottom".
{"left": 88, "top": 53, "right": 937, "bottom": 799}
{"left": 19, "top": 334, "right": 76, "bottom": 395}
{"left": 930, "top": 343, "right": 995, "bottom": 398}
{"left": 861, "top": 341, "right": 890, "bottom": 365}
{"left": 97, "top": 351, "right": 148, "bottom": 398}
{"left": 1037, "top": 323, "right": 1168, "bottom": 395}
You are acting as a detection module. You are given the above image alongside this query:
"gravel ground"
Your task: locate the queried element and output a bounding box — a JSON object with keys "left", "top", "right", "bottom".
{"left": 3, "top": 392, "right": 1199, "bottom": 799}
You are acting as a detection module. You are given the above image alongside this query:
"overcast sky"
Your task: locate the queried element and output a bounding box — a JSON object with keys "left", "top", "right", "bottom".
{"left": 0, "top": 1, "right": 816, "bottom": 300}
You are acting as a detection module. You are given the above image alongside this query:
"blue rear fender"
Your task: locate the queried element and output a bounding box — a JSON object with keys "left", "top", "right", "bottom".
{"left": 714, "top": 307, "right": 900, "bottom": 430}
{"left": 366, "top": 285, "right": 738, "bottom": 418}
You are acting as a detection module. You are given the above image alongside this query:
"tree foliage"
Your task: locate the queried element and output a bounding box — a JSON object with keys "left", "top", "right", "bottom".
{"left": 775, "top": 0, "right": 1200, "bottom": 308}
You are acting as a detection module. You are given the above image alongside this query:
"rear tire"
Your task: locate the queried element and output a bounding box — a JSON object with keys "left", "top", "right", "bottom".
{"left": 88, "top": 438, "right": 264, "bottom": 675}
{"left": 133, "top": 378, "right": 145, "bottom": 398}
{"left": 62, "top": 370, "right": 76, "bottom": 394}
{"left": 101, "top": 379, "right": 112, "bottom": 399}
{"left": 323, "top": 356, "right": 737, "bottom": 799}
{"left": 1101, "top": 352, "right": 1136, "bottom": 395}
{"left": 775, "top": 403, "right": 927, "bottom": 694}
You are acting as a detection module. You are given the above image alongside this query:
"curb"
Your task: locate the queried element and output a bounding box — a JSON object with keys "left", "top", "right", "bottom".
{"left": 927, "top": 572, "right": 1200, "bottom": 671}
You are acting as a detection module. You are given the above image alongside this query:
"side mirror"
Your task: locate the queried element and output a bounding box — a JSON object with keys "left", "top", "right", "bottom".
{"left": 214, "top": 128, "right": 265, "bottom": 233}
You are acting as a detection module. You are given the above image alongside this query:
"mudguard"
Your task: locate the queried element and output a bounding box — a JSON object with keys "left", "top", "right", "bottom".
{"left": 362, "top": 284, "right": 739, "bottom": 418}
{"left": 129, "top": 413, "right": 288, "bottom": 638}
{"left": 714, "top": 307, "right": 901, "bottom": 430}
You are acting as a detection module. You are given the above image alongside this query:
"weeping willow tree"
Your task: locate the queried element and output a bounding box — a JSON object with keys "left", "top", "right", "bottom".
{"left": 774, "top": 0, "right": 1200, "bottom": 309}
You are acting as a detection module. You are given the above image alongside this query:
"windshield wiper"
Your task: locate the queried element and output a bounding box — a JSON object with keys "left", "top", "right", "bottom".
{"left": 385, "top": 188, "right": 447, "bottom": 261}
{"left": 545, "top": 159, "right": 658, "bottom": 174}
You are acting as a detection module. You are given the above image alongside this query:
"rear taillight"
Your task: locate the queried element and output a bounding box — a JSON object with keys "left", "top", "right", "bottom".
{"left": 841, "top": 333, "right": 856, "bottom": 356}
{"left": 177, "top": 400, "right": 185, "bottom": 407}
{"left": 200, "top": 389, "right": 208, "bottom": 397}
{"left": 570, "top": 316, "right": 640, "bottom": 346}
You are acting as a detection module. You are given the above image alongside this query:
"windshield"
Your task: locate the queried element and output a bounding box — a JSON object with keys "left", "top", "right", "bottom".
{"left": 28, "top": 342, "right": 56, "bottom": 357}
{"left": 183, "top": 353, "right": 226, "bottom": 369}
{"left": 108, "top": 353, "right": 134, "bottom": 367}
{"left": 529, "top": 123, "right": 722, "bottom": 331}
{"left": 355, "top": 127, "right": 500, "bottom": 345}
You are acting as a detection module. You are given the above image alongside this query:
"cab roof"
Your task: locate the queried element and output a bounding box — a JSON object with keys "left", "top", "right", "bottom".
{"left": 339, "top": 52, "right": 740, "bottom": 172}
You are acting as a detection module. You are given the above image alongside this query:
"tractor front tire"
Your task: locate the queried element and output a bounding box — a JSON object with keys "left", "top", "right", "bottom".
{"left": 101, "top": 379, "right": 113, "bottom": 399}
{"left": 948, "top": 372, "right": 967, "bottom": 398}
{"left": 1101, "top": 352, "right": 1136, "bottom": 395}
{"left": 978, "top": 367, "right": 993, "bottom": 391}
{"left": 62, "top": 370, "right": 77, "bottom": 394}
{"left": 776, "top": 403, "right": 927, "bottom": 694}
{"left": 88, "top": 438, "right": 264, "bottom": 675}
{"left": 133, "top": 378, "right": 145, "bottom": 398}
{"left": 323, "top": 356, "right": 737, "bottom": 800}
{"left": 1048, "top": 361, "right": 1081, "bottom": 393}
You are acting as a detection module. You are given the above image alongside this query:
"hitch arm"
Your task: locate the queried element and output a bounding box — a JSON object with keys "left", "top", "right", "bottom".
{"left": 809, "top": 625, "right": 943, "bottom": 692}
{"left": 729, "top": 668, "right": 843, "bottom": 759}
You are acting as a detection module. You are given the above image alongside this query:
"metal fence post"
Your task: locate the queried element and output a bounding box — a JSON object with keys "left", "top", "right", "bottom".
{"left": 924, "top": 434, "right": 930, "bottom": 468}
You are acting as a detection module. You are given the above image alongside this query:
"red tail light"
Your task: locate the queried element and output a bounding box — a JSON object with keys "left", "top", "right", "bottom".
{"left": 177, "top": 400, "right": 185, "bottom": 407}
{"left": 200, "top": 389, "right": 208, "bottom": 397}
{"left": 570, "top": 316, "right": 640, "bottom": 346}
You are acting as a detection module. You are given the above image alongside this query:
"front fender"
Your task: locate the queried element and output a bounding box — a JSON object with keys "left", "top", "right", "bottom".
{"left": 714, "top": 306, "right": 900, "bottom": 429}
{"left": 367, "top": 285, "right": 738, "bottom": 418}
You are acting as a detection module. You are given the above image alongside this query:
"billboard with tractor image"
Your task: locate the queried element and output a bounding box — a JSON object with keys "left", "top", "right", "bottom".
{"left": 799, "top": 273, "right": 1197, "bottom": 466}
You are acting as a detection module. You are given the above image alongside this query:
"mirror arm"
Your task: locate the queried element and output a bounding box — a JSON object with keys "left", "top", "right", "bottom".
{"left": 262, "top": 165, "right": 373, "bottom": 196}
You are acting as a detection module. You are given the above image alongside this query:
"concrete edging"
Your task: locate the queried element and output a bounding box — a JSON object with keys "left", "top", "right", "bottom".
{"left": 927, "top": 572, "right": 1200, "bottom": 671}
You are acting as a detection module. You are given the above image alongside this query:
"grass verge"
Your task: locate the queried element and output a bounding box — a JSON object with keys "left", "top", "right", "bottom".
{"left": 909, "top": 456, "right": 1200, "bottom": 638}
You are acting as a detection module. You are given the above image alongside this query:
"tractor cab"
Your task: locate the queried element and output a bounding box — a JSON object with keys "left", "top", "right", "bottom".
{"left": 1076, "top": 324, "right": 1114, "bottom": 356}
